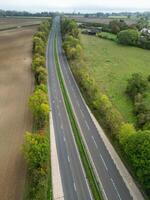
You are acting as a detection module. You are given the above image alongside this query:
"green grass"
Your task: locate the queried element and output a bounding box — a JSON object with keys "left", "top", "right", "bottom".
{"left": 76, "top": 34, "right": 150, "bottom": 124}
{"left": 54, "top": 36, "right": 103, "bottom": 200}
{"left": 97, "top": 32, "right": 117, "bottom": 41}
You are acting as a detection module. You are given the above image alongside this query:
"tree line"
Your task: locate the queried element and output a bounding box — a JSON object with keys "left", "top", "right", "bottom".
{"left": 61, "top": 18, "right": 150, "bottom": 197}
{"left": 23, "top": 19, "right": 52, "bottom": 200}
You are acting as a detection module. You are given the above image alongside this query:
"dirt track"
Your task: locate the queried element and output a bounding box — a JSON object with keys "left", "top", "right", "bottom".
{"left": 0, "top": 27, "right": 36, "bottom": 200}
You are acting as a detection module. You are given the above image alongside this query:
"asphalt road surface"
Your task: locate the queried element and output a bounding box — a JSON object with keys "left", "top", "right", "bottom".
{"left": 56, "top": 16, "right": 134, "bottom": 200}
{"left": 47, "top": 17, "right": 92, "bottom": 200}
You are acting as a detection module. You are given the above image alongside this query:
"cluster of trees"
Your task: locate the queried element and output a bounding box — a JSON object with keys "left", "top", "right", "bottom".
{"left": 126, "top": 73, "right": 150, "bottom": 129}
{"left": 0, "top": 9, "right": 55, "bottom": 17}
{"left": 23, "top": 132, "right": 49, "bottom": 199}
{"left": 23, "top": 19, "right": 51, "bottom": 200}
{"left": 119, "top": 124, "right": 150, "bottom": 192}
{"left": 62, "top": 18, "right": 150, "bottom": 196}
{"left": 61, "top": 18, "right": 82, "bottom": 60}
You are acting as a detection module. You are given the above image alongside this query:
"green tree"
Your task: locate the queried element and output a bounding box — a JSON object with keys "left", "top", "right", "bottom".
{"left": 118, "top": 29, "right": 139, "bottom": 45}
{"left": 124, "top": 131, "right": 150, "bottom": 190}
{"left": 29, "top": 88, "right": 50, "bottom": 128}
{"left": 35, "top": 67, "right": 48, "bottom": 85}
{"left": 23, "top": 132, "right": 49, "bottom": 172}
{"left": 126, "top": 73, "right": 147, "bottom": 100}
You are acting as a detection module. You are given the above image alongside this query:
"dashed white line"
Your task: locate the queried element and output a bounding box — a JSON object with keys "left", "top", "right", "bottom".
{"left": 68, "top": 156, "right": 70, "bottom": 163}
{"left": 74, "top": 182, "right": 77, "bottom": 192}
{"left": 92, "top": 136, "right": 98, "bottom": 149}
{"left": 111, "top": 178, "right": 122, "bottom": 200}
{"left": 63, "top": 136, "right": 66, "bottom": 143}
{"left": 100, "top": 154, "right": 108, "bottom": 171}
{"left": 85, "top": 120, "right": 90, "bottom": 130}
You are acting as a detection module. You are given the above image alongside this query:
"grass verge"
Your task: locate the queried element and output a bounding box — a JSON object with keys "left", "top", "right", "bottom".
{"left": 54, "top": 35, "right": 103, "bottom": 200}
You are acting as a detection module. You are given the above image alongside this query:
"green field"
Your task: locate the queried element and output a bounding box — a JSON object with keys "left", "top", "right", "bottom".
{"left": 79, "top": 34, "right": 150, "bottom": 123}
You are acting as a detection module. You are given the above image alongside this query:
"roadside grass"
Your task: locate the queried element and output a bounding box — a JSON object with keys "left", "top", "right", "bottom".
{"left": 73, "top": 34, "right": 150, "bottom": 124}
{"left": 54, "top": 36, "right": 103, "bottom": 200}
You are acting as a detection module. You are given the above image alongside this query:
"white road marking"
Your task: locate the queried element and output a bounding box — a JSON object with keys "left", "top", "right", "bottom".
{"left": 85, "top": 120, "right": 90, "bottom": 130}
{"left": 77, "top": 102, "right": 80, "bottom": 107}
{"left": 68, "top": 156, "right": 70, "bottom": 163}
{"left": 111, "top": 178, "right": 122, "bottom": 200}
{"left": 63, "top": 136, "right": 66, "bottom": 143}
{"left": 74, "top": 182, "right": 77, "bottom": 192}
{"left": 92, "top": 136, "right": 98, "bottom": 149}
{"left": 100, "top": 154, "right": 108, "bottom": 171}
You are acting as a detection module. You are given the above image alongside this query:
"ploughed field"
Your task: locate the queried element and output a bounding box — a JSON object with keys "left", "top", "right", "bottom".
{"left": 0, "top": 17, "right": 46, "bottom": 30}
{"left": 0, "top": 26, "right": 36, "bottom": 200}
{"left": 79, "top": 34, "right": 150, "bottom": 123}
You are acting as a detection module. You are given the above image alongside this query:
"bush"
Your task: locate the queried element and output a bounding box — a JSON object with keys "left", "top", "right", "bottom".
{"left": 97, "top": 32, "right": 117, "bottom": 41}
{"left": 118, "top": 29, "right": 139, "bottom": 45}
{"left": 29, "top": 88, "right": 50, "bottom": 128}
{"left": 126, "top": 73, "right": 147, "bottom": 100}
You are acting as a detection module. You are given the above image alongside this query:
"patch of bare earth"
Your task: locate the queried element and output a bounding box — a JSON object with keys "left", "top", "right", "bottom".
{"left": 0, "top": 27, "right": 36, "bottom": 200}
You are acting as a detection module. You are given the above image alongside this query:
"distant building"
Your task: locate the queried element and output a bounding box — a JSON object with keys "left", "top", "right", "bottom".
{"left": 141, "top": 28, "right": 150, "bottom": 35}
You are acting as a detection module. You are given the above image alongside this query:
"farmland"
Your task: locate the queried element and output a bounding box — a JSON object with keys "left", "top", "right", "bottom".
{"left": 73, "top": 34, "right": 150, "bottom": 123}
{"left": 69, "top": 16, "right": 137, "bottom": 26}
{"left": 0, "top": 17, "right": 46, "bottom": 30}
{"left": 0, "top": 26, "right": 36, "bottom": 200}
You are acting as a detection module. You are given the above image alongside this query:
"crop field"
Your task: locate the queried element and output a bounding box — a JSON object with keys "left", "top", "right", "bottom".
{"left": 78, "top": 34, "right": 150, "bottom": 123}
{"left": 0, "top": 17, "right": 46, "bottom": 30}
{"left": 69, "top": 16, "right": 136, "bottom": 26}
{"left": 0, "top": 26, "right": 36, "bottom": 200}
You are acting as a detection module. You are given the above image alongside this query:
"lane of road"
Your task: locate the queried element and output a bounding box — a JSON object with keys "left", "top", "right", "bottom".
{"left": 56, "top": 16, "right": 136, "bottom": 200}
{"left": 47, "top": 17, "right": 92, "bottom": 200}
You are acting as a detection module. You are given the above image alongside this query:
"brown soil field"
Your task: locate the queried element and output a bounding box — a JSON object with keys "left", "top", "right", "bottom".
{"left": 0, "top": 27, "right": 36, "bottom": 200}
{"left": 0, "top": 17, "right": 46, "bottom": 30}
{"left": 69, "top": 16, "right": 137, "bottom": 26}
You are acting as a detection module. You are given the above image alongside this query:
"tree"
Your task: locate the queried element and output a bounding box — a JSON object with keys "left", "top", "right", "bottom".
{"left": 126, "top": 73, "right": 147, "bottom": 100}
{"left": 119, "top": 123, "right": 136, "bottom": 146}
{"left": 35, "top": 67, "right": 48, "bottom": 85}
{"left": 118, "top": 29, "right": 139, "bottom": 45}
{"left": 29, "top": 88, "right": 50, "bottom": 128}
{"left": 23, "top": 132, "right": 49, "bottom": 171}
{"left": 32, "top": 55, "right": 45, "bottom": 71}
{"left": 124, "top": 131, "right": 150, "bottom": 190}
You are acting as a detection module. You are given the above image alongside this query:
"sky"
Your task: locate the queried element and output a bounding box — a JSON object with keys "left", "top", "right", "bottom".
{"left": 1, "top": 0, "right": 150, "bottom": 13}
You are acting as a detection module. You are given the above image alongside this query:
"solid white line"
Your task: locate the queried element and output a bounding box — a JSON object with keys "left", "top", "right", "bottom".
{"left": 111, "top": 178, "right": 122, "bottom": 200}
{"left": 74, "top": 182, "right": 77, "bottom": 192}
{"left": 100, "top": 154, "right": 108, "bottom": 171}
{"left": 92, "top": 136, "right": 98, "bottom": 149}
{"left": 85, "top": 120, "right": 90, "bottom": 130}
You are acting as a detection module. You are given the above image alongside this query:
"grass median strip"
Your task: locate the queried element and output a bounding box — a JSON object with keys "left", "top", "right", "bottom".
{"left": 54, "top": 35, "right": 103, "bottom": 200}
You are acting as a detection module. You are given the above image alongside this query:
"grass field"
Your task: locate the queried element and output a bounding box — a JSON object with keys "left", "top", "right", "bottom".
{"left": 78, "top": 34, "right": 150, "bottom": 123}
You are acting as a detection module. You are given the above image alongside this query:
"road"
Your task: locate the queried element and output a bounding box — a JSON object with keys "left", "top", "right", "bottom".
{"left": 55, "top": 16, "right": 139, "bottom": 200}
{"left": 47, "top": 17, "right": 92, "bottom": 200}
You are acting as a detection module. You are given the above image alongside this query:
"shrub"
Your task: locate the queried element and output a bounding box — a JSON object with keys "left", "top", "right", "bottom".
{"left": 118, "top": 29, "right": 139, "bottom": 46}
{"left": 97, "top": 32, "right": 117, "bottom": 41}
